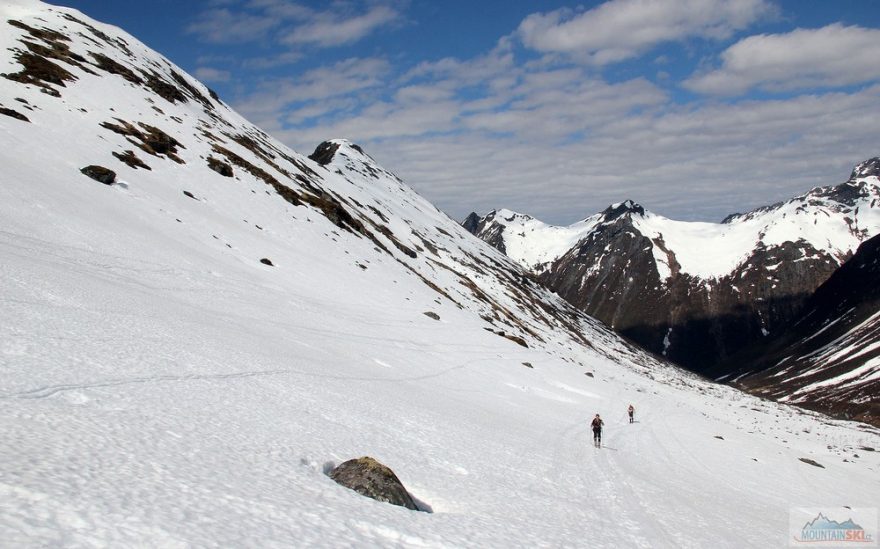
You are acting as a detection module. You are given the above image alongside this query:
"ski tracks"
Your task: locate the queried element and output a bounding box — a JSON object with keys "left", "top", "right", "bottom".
{"left": 538, "top": 416, "right": 674, "bottom": 548}
{"left": 0, "top": 369, "right": 297, "bottom": 400}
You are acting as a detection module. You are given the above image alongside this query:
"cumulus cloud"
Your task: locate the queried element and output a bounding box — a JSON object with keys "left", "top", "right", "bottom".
{"left": 264, "top": 76, "right": 879, "bottom": 225}
{"left": 517, "top": 0, "right": 774, "bottom": 64}
{"left": 194, "top": 67, "right": 231, "bottom": 82}
{"left": 233, "top": 57, "right": 390, "bottom": 128}
{"left": 281, "top": 5, "right": 401, "bottom": 48}
{"left": 369, "top": 87, "right": 880, "bottom": 225}
{"left": 685, "top": 24, "right": 880, "bottom": 95}
{"left": 219, "top": 1, "right": 876, "bottom": 226}
{"left": 188, "top": 1, "right": 402, "bottom": 50}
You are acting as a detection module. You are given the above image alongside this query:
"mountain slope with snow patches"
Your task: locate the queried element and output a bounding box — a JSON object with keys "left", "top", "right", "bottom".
{"left": 465, "top": 160, "right": 880, "bottom": 380}
{"left": 1, "top": 1, "right": 877, "bottom": 546}
{"left": 728, "top": 233, "right": 880, "bottom": 425}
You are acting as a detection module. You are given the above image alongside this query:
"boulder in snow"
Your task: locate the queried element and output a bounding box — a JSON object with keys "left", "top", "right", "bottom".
{"left": 80, "top": 165, "right": 116, "bottom": 185}
{"left": 328, "top": 456, "right": 419, "bottom": 511}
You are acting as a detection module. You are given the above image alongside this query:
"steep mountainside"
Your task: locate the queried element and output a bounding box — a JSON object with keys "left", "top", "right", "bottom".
{"left": 725, "top": 233, "right": 880, "bottom": 425}
{"left": 1, "top": 2, "right": 878, "bottom": 546}
{"left": 465, "top": 164, "right": 880, "bottom": 376}
{"left": 0, "top": 0, "right": 619, "bottom": 362}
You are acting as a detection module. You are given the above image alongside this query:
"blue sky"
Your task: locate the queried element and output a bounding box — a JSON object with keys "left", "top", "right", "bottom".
{"left": 50, "top": 0, "right": 880, "bottom": 224}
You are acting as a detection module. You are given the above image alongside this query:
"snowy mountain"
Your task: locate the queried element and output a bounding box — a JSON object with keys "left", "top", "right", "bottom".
{"left": 1, "top": 1, "right": 878, "bottom": 546}
{"left": 464, "top": 163, "right": 880, "bottom": 378}
{"left": 725, "top": 233, "right": 880, "bottom": 425}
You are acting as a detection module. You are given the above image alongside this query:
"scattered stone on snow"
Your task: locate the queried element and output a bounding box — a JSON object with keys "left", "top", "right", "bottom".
{"left": 80, "top": 165, "right": 115, "bottom": 185}
{"left": 798, "top": 457, "right": 824, "bottom": 468}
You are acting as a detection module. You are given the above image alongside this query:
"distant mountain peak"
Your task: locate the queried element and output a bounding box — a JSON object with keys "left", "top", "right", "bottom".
{"left": 601, "top": 200, "right": 645, "bottom": 220}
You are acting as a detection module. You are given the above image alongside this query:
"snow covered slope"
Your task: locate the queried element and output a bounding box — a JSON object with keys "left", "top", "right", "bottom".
{"left": 465, "top": 160, "right": 880, "bottom": 377}
{"left": 1, "top": 2, "right": 878, "bottom": 546}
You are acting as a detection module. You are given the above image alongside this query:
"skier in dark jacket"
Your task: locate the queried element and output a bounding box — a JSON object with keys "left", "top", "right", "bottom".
{"left": 628, "top": 404, "right": 635, "bottom": 424}
{"left": 591, "top": 414, "right": 604, "bottom": 447}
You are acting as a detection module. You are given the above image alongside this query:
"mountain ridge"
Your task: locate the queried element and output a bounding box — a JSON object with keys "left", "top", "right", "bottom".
{"left": 464, "top": 156, "right": 880, "bottom": 420}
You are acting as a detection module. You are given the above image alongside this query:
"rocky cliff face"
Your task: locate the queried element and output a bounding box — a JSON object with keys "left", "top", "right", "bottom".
{"left": 535, "top": 208, "right": 843, "bottom": 373}
{"left": 727, "top": 233, "right": 880, "bottom": 425}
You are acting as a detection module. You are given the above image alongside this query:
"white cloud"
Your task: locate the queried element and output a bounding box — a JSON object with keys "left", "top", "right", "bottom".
{"left": 273, "top": 81, "right": 879, "bottom": 225}
{"left": 233, "top": 57, "right": 390, "bottom": 127}
{"left": 189, "top": 2, "right": 402, "bottom": 51}
{"left": 194, "top": 67, "right": 231, "bottom": 83}
{"left": 517, "top": 0, "right": 774, "bottom": 64}
{"left": 685, "top": 24, "right": 880, "bottom": 95}
{"left": 219, "top": 1, "right": 877, "bottom": 226}
{"left": 281, "top": 5, "right": 401, "bottom": 48}
{"left": 186, "top": 8, "right": 279, "bottom": 44}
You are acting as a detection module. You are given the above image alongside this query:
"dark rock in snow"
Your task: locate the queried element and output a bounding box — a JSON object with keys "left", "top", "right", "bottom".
{"left": 522, "top": 362, "right": 533, "bottom": 369}
{"left": 850, "top": 157, "right": 880, "bottom": 180}
{"left": 0, "top": 106, "right": 29, "bottom": 122}
{"left": 423, "top": 311, "right": 440, "bottom": 320}
{"left": 462, "top": 212, "right": 482, "bottom": 234}
{"left": 80, "top": 165, "right": 115, "bottom": 185}
{"left": 183, "top": 190, "right": 197, "bottom": 200}
{"left": 798, "top": 457, "right": 824, "bottom": 468}
{"left": 260, "top": 258, "right": 274, "bottom": 266}
{"left": 112, "top": 149, "right": 150, "bottom": 170}
{"left": 207, "top": 156, "right": 233, "bottom": 177}
{"left": 309, "top": 141, "right": 340, "bottom": 166}
{"left": 328, "top": 456, "right": 419, "bottom": 511}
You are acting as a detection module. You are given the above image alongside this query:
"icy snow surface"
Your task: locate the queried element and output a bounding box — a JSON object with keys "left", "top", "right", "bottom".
{"left": 0, "top": 1, "right": 878, "bottom": 547}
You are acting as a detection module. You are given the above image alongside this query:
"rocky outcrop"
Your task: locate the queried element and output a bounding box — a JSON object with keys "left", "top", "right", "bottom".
{"left": 309, "top": 141, "right": 341, "bottom": 166}
{"left": 328, "top": 456, "right": 419, "bottom": 511}
{"left": 462, "top": 212, "right": 482, "bottom": 234}
{"left": 80, "top": 165, "right": 115, "bottom": 185}
{"left": 462, "top": 210, "right": 508, "bottom": 254}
